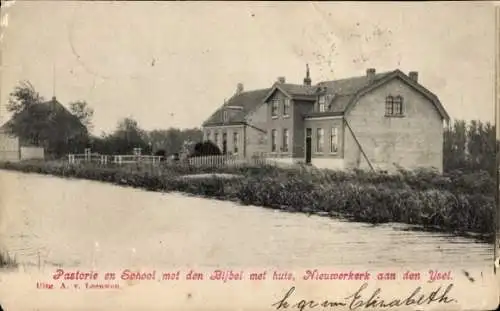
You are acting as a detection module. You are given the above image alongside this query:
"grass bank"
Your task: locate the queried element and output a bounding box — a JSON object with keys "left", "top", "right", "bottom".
{"left": 0, "top": 160, "right": 495, "bottom": 241}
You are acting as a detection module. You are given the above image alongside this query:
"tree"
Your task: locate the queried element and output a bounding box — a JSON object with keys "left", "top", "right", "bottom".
{"left": 147, "top": 128, "right": 182, "bottom": 154}
{"left": 154, "top": 149, "right": 166, "bottom": 158}
{"left": 190, "top": 141, "right": 221, "bottom": 157}
{"left": 146, "top": 127, "right": 203, "bottom": 155}
{"left": 69, "top": 100, "right": 94, "bottom": 132}
{"left": 5, "top": 81, "right": 45, "bottom": 144}
{"left": 443, "top": 120, "right": 467, "bottom": 172}
{"left": 6, "top": 81, "right": 43, "bottom": 114}
{"left": 4, "top": 81, "right": 89, "bottom": 157}
{"left": 98, "top": 117, "right": 148, "bottom": 154}
{"left": 443, "top": 119, "right": 498, "bottom": 177}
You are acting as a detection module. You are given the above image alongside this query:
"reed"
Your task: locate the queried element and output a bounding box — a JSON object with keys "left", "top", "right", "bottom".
{"left": 0, "top": 160, "right": 495, "bottom": 238}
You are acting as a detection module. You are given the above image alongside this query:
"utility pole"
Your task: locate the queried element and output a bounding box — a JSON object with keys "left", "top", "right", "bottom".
{"left": 52, "top": 62, "right": 56, "bottom": 99}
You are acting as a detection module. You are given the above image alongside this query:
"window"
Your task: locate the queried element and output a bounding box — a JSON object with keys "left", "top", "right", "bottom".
{"left": 394, "top": 95, "right": 403, "bottom": 115}
{"left": 385, "top": 95, "right": 404, "bottom": 117}
{"left": 326, "top": 94, "right": 333, "bottom": 111}
{"left": 282, "top": 129, "right": 289, "bottom": 152}
{"left": 283, "top": 99, "right": 290, "bottom": 117}
{"left": 206, "top": 130, "right": 211, "bottom": 141}
{"left": 330, "top": 127, "right": 338, "bottom": 153}
{"left": 222, "top": 132, "right": 227, "bottom": 154}
{"left": 233, "top": 131, "right": 239, "bottom": 154}
{"left": 316, "top": 128, "right": 324, "bottom": 153}
{"left": 271, "top": 129, "right": 277, "bottom": 152}
{"left": 271, "top": 99, "right": 279, "bottom": 118}
{"left": 318, "top": 95, "right": 326, "bottom": 112}
{"left": 214, "top": 132, "right": 219, "bottom": 146}
{"left": 223, "top": 110, "right": 228, "bottom": 122}
{"left": 385, "top": 96, "right": 394, "bottom": 115}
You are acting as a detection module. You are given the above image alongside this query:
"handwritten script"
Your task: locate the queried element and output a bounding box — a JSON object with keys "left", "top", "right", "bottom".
{"left": 272, "top": 283, "right": 456, "bottom": 310}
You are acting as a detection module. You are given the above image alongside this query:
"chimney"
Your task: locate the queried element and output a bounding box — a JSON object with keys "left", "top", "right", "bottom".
{"left": 236, "top": 83, "right": 244, "bottom": 94}
{"left": 277, "top": 76, "right": 286, "bottom": 84}
{"left": 303, "top": 64, "right": 312, "bottom": 86}
{"left": 366, "top": 68, "right": 376, "bottom": 80}
{"left": 409, "top": 71, "right": 418, "bottom": 82}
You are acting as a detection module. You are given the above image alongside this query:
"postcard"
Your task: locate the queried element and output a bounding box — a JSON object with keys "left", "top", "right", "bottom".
{"left": 0, "top": 1, "right": 499, "bottom": 310}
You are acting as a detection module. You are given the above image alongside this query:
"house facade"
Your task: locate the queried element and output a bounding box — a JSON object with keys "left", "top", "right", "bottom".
{"left": 202, "top": 67, "right": 450, "bottom": 172}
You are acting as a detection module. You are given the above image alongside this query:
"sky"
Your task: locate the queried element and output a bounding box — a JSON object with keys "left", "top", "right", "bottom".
{"left": 0, "top": 1, "right": 497, "bottom": 135}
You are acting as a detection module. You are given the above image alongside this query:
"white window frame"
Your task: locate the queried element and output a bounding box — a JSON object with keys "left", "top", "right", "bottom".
{"left": 385, "top": 95, "right": 404, "bottom": 117}
{"left": 233, "top": 131, "right": 239, "bottom": 154}
{"left": 271, "top": 100, "right": 279, "bottom": 118}
{"left": 330, "top": 127, "right": 338, "bottom": 153}
{"left": 271, "top": 129, "right": 277, "bottom": 152}
{"left": 318, "top": 95, "right": 326, "bottom": 112}
{"left": 282, "top": 128, "right": 289, "bottom": 152}
{"left": 283, "top": 99, "right": 291, "bottom": 117}
{"left": 316, "top": 128, "right": 324, "bottom": 153}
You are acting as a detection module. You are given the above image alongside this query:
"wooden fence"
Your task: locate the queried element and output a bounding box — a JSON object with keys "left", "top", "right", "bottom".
{"left": 67, "top": 153, "right": 270, "bottom": 168}
{"left": 187, "top": 154, "right": 268, "bottom": 167}
{"left": 68, "top": 153, "right": 163, "bottom": 165}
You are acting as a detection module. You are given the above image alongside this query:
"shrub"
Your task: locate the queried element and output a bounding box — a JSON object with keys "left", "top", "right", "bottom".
{"left": 167, "top": 177, "right": 226, "bottom": 198}
{"left": 190, "top": 141, "right": 221, "bottom": 157}
{"left": 154, "top": 149, "right": 166, "bottom": 161}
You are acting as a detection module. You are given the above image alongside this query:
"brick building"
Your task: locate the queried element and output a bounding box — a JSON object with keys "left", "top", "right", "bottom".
{"left": 202, "top": 67, "right": 450, "bottom": 172}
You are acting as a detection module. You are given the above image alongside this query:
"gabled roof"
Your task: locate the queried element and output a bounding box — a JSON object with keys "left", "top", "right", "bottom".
{"left": 317, "top": 71, "right": 392, "bottom": 95}
{"left": 0, "top": 97, "right": 87, "bottom": 135}
{"left": 304, "top": 69, "right": 449, "bottom": 121}
{"left": 342, "top": 69, "right": 450, "bottom": 121}
{"left": 263, "top": 72, "right": 392, "bottom": 104}
{"left": 261, "top": 83, "right": 317, "bottom": 103}
{"left": 204, "top": 68, "right": 450, "bottom": 126}
{"left": 203, "top": 88, "right": 271, "bottom": 126}
{"left": 317, "top": 71, "right": 392, "bottom": 113}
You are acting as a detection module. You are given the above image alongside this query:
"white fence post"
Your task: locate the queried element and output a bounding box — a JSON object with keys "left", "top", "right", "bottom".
{"left": 66, "top": 153, "right": 270, "bottom": 168}
{"left": 100, "top": 155, "right": 108, "bottom": 165}
{"left": 84, "top": 148, "right": 91, "bottom": 162}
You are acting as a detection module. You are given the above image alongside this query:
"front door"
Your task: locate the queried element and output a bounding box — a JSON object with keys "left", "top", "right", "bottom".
{"left": 305, "top": 128, "right": 312, "bottom": 164}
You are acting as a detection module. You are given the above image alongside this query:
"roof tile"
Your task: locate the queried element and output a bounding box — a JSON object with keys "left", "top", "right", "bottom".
{"left": 203, "top": 88, "right": 270, "bottom": 126}
{"left": 203, "top": 69, "right": 449, "bottom": 125}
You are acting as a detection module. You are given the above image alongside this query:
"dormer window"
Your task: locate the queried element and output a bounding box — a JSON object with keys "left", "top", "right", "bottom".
{"left": 223, "top": 110, "right": 228, "bottom": 122}
{"left": 283, "top": 99, "right": 290, "bottom": 117}
{"left": 318, "top": 95, "right": 326, "bottom": 112}
{"left": 271, "top": 99, "right": 279, "bottom": 118}
{"left": 385, "top": 95, "right": 404, "bottom": 117}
